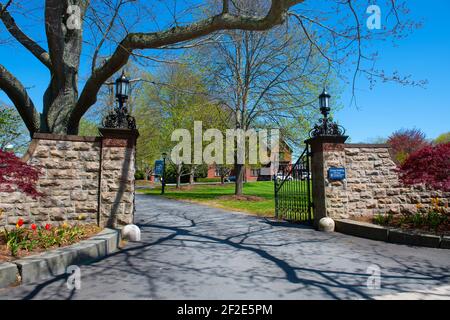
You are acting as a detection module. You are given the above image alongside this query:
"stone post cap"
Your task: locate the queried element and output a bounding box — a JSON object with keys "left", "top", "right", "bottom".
{"left": 99, "top": 128, "right": 140, "bottom": 139}
{"left": 305, "top": 135, "right": 349, "bottom": 145}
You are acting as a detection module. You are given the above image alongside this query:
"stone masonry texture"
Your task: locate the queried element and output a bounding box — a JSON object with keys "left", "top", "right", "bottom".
{"left": 323, "top": 144, "right": 450, "bottom": 220}
{"left": 0, "top": 131, "right": 137, "bottom": 229}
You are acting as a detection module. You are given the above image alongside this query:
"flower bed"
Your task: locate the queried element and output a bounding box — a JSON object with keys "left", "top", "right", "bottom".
{"left": 0, "top": 219, "right": 101, "bottom": 262}
{"left": 372, "top": 198, "right": 450, "bottom": 236}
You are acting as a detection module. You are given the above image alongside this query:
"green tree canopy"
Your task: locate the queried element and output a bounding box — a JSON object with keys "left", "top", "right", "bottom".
{"left": 0, "top": 105, "right": 29, "bottom": 153}
{"left": 434, "top": 132, "right": 450, "bottom": 145}
{"left": 134, "top": 64, "right": 228, "bottom": 186}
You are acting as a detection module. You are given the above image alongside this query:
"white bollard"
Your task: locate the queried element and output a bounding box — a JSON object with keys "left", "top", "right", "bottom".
{"left": 318, "top": 217, "right": 335, "bottom": 232}
{"left": 122, "top": 224, "right": 141, "bottom": 242}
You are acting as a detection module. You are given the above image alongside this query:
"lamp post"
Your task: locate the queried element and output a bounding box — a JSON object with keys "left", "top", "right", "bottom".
{"left": 309, "top": 89, "right": 345, "bottom": 138}
{"left": 161, "top": 152, "right": 168, "bottom": 195}
{"left": 319, "top": 89, "right": 331, "bottom": 125}
{"left": 103, "top": 71, "right": 136, "bottom": 129}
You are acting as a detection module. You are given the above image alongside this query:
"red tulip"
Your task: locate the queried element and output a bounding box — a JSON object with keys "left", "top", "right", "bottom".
{"left": 31, "top": 224, "right": 37, "bottom": 231}
{"left": 17, "top": 218, "right": 24, "bottom": 228}
{"left": 45, "top": 223, "right": 51, "bottom": 230}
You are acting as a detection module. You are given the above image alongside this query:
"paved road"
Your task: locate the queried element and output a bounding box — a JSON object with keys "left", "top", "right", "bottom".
{"left": 1, "top": 195, "right": 450, "bottom": 300}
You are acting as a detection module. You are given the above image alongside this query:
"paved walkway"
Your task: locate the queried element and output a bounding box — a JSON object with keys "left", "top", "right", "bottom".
{"left": 1, "top": 195, "right": 450, "bottom": 300}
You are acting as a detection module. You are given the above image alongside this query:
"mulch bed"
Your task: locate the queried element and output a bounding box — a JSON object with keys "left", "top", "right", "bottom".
{"left": 176, "top": 184, "right": 230, "bottom": 191}
{"left": 0, "top": 225, "right": 102, "bottom": 263}
{"left": 352, "top": 216, "right": 450, "bottom": 236}
{"left": 218, "top": 195, "right": 266, "bottom": 202}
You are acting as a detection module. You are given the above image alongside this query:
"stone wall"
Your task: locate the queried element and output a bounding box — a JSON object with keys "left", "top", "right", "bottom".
{"left": 0, "top": 129, "right": 138, "bottom": 229}
{"left": 339, "top": 145, "right": 449, "bottom": 219}
{"left": 99, "top": 129, "right": 137, "bottom": 227}
{"left": 309, "top": 136, "right": 450, "bottom": 225}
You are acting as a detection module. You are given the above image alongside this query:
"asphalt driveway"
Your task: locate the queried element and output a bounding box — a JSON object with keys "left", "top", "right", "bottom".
{"left": 1, "top": 194, "right": 449, "bottom": 300}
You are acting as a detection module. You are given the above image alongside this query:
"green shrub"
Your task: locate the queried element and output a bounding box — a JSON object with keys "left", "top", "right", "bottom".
{"left": 135, "top": 170, "right": 145, "bottom": 180}
{"left": 373, "top": 213, "right": 393, "bottom": 226}
{"left": 410, "top": 213, "right": 425, "bottom": 227}
{"left": 373, "top": 198, "right": 449, "bottom": 233}
{"left": 426, "top": 211, "right": 447, "bottom": 230}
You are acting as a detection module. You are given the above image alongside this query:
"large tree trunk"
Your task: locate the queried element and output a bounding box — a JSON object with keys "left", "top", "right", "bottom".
{"left": 189, "top": 166, "right": 195, "bottom": 184}
{"left": 43, "top": 73, "right": 78, "bottom": 133}
{"left": 42, "top": 0, "right": 83, "bottom": 134}
{"left": 176, "top": 163, "right": 182, "bottom": 189}
{"left": 176, "top": 174, "right": 181, "bottom": 189}
{"left": 1, "top": 0, "right": 302, "bottom": 136}
{"left": 234, "top": 163, "right": 245, "bottom": 196}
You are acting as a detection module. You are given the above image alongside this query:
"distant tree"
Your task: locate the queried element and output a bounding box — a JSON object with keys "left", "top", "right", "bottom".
{"left": 387, "top": 129, "right": 429, "bottom": 164}
{"left": 78, "top": 118, "right": 99, "bottom": 137}
{"left": 399, "top": 143, "right": 450, "bottom": 192}
{"left": 215, "top": 164, "right": 233, "bottom": 184}
{"left": 365, "top": 136, "right": 387, "bottom": 144}
{"left": 0, "top": 150, "right": 41, "bottom": 198}
{"left": 0, "top": 105, "right": 29, "bottom": 152}
{"left": 133, "top": 75, "right": 165, "bottom": 178}
{"left": 434, "top": 132, "right": 450, "bottom": 145}
{"left": 136, "top": 64, "right": 227, "bottom": 188}
{"left": 194, "top": 1, "right": 330, "bottom": 195}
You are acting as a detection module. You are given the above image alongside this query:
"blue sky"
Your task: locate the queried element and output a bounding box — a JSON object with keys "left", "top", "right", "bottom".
{"left": 335, "top": 1, "right": 450, "bottom": 142}
{"left": 0, "top": 1, "right": 449, "bottom": 143}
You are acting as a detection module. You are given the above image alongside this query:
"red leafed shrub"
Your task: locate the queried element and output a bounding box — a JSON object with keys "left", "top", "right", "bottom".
{"left": 0, "top": 149, "right": 42, "bottom": 198}
{"left": 387, "top": 128, "right": 430, "bottom": 164}
{"left": 399, "top": 143, "right": 450, "bottom": 192}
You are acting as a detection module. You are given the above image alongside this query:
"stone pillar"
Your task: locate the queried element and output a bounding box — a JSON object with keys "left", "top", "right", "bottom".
{"left": 99, "top": 128, "right": 139, "bottom": 228}
{"left": 306, "top": 135, "right": 348, "bottom": 228}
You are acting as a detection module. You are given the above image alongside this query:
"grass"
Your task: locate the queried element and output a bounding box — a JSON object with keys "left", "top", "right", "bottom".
{"left": 140, "top": 182, "right": 275, "bottom": 217}
{"left": 136, "top": 180, "right": 154, "bottom": 187}
{"left": 195, "top": 177, "right": 223, "bottom": 183}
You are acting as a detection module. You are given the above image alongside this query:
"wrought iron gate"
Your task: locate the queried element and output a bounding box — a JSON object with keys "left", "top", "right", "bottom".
{"left": 274, "top": 144, "right": 312, "bottom": 224}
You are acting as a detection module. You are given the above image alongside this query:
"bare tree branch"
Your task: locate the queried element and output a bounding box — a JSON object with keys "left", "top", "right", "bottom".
{"left": 0, "top": 0, "right": 12, "bottom": 15}
{"left": 347, "top": 0, "right": 362, "bottom": 105}
{"left": 91, "top": 0, "right": 125, "bottom": 73}
{"left": 0, "top": 63, "right": 40, "bottom": 134}
{"left": 70, "top": 0, "right": 304, "bottom": 131}
{"left": 0, "top": 2, "right": 52, "bottom": 69}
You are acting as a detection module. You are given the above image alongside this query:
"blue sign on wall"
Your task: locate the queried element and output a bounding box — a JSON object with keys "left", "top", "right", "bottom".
{"left": 328, "top": 167, "right": 346, "bottom": 181}
{"left": 154, "top": 160, "right": 164, "bottom": 176}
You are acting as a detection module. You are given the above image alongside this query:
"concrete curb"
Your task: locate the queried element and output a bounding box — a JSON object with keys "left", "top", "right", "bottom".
{"left": 0, "top": 263, "right": 19, "bottom": 289}
{"left": 441, "top": 237, "right": 450, "bottom": 249}
{"left": 0, "top": 228, "right": 120, "bottom": 289}
{"left": 335, "top": 219, "right": 449, "bottom": 249}
{"left": 334, "top": 219, "right": 388, "bottom": 241}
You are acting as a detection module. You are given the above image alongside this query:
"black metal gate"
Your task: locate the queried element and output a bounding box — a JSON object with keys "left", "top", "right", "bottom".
{"left": 274, "top": 144, "right": 312, "bottom": 224}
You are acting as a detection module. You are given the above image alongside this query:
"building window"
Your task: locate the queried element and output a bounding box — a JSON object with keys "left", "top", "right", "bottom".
{"left": 251, "top": 168, "right": 260, "bottom": 177}
{"left": 215, "top": 168, "right": 221, "bottom": 177}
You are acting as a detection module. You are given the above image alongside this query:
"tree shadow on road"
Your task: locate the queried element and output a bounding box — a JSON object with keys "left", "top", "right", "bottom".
{"left": 7, "top": 207, "right": 450, "bottom": 300}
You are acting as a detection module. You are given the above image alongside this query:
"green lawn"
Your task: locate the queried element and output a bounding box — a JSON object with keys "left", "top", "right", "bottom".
{"left": 140, "top": 182, "right": 275, "bottom": 217}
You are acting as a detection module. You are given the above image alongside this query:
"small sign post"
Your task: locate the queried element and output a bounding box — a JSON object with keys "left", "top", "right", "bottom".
{"left": 154, "top": 160, "right": 164, "bottom": 177}
{"left": 328, "top": 167, "right": 346, "bottom": 181}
